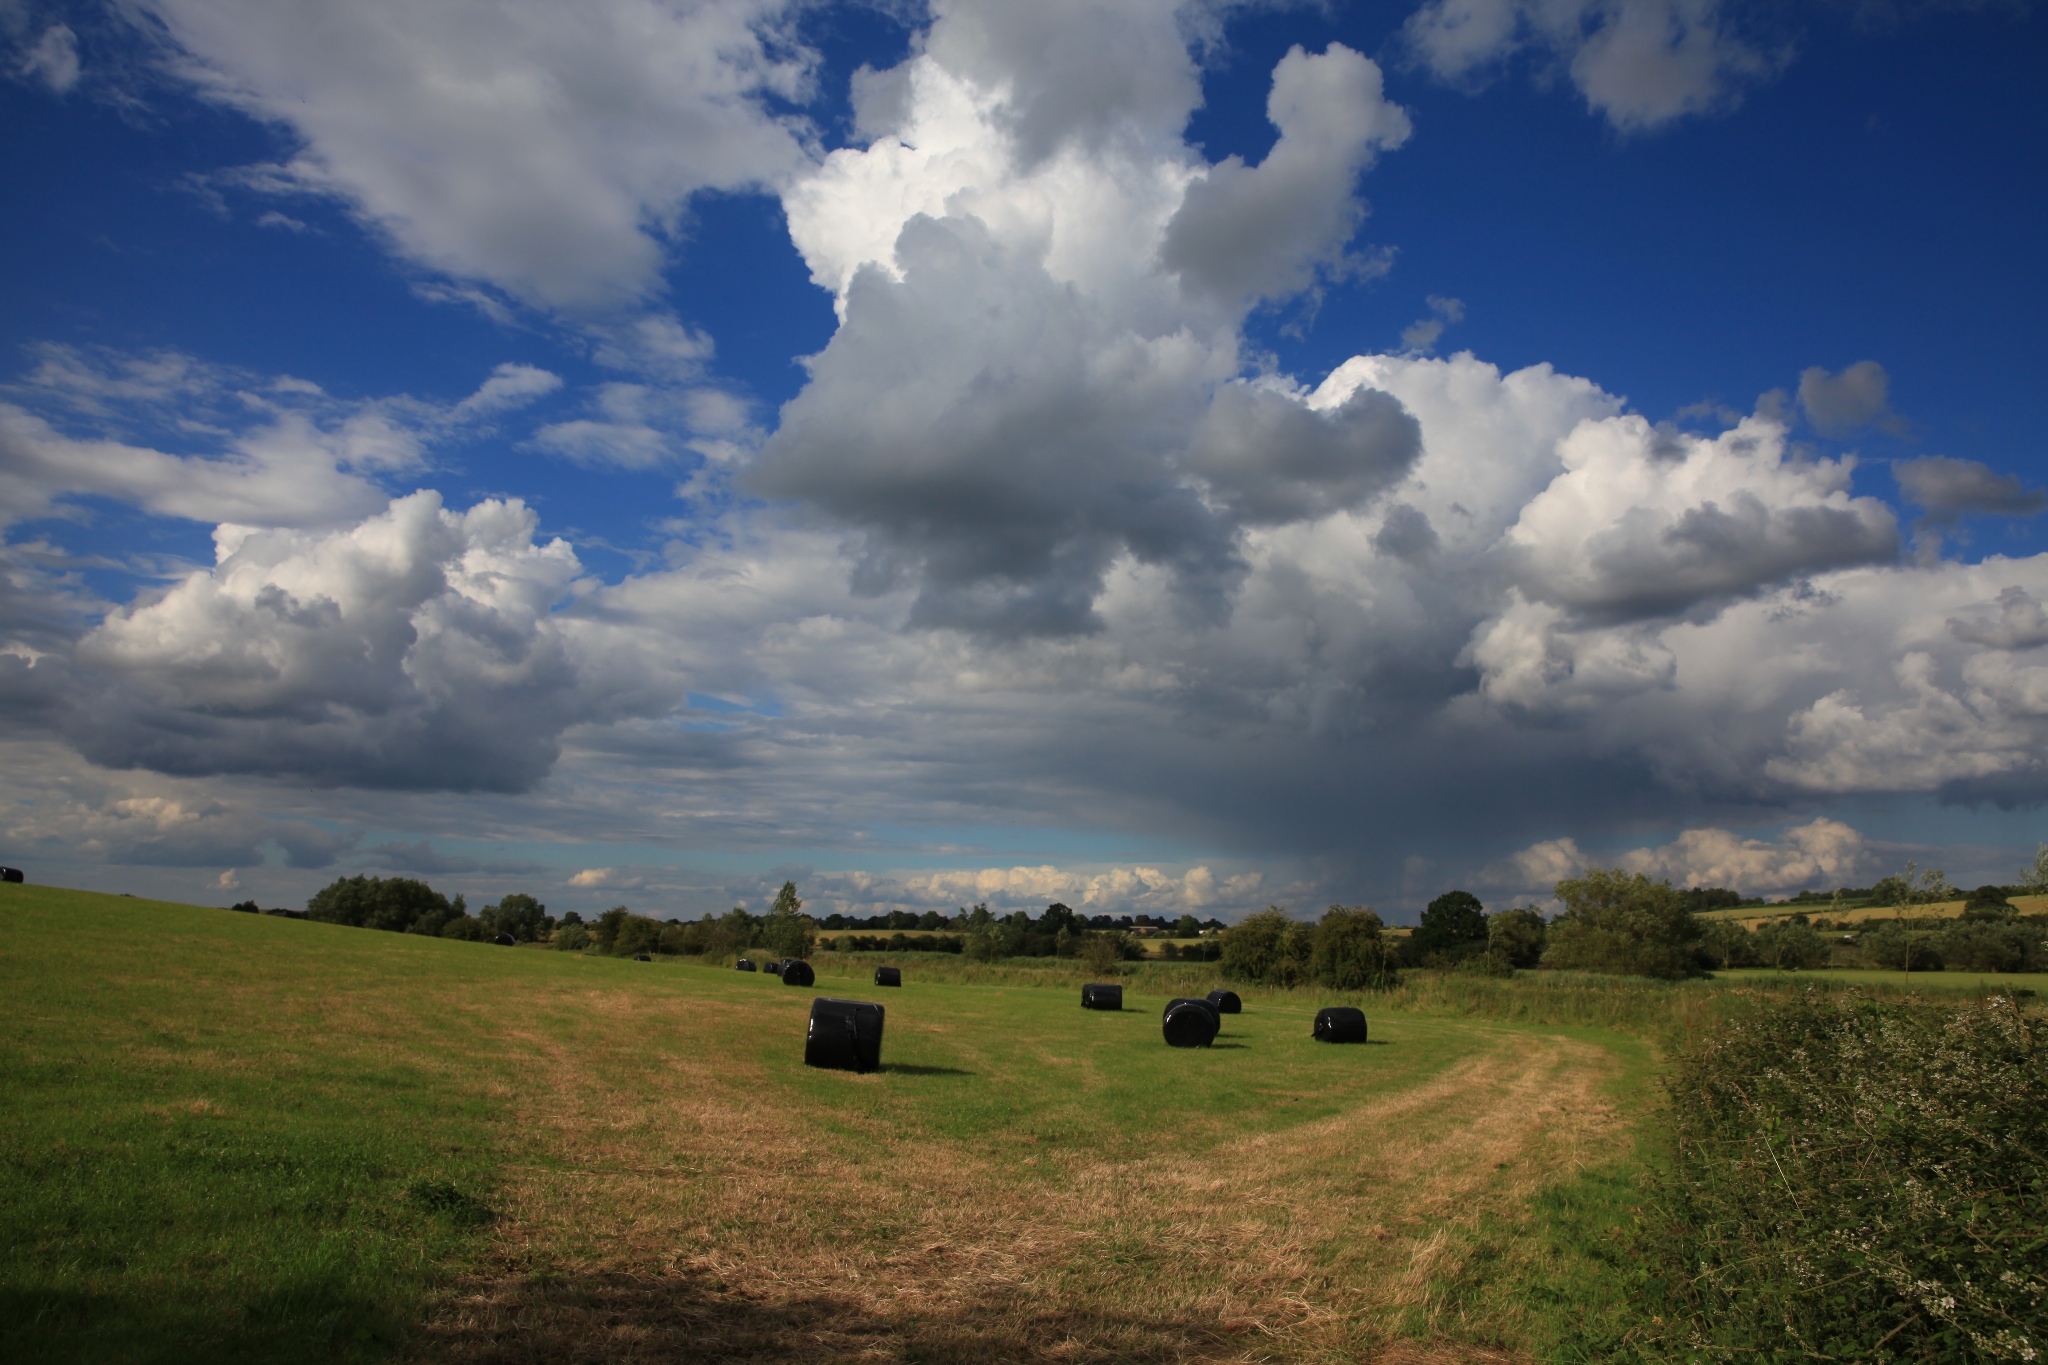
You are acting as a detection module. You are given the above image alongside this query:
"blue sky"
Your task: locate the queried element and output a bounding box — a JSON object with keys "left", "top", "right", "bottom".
{"left": 3, "top": 0, "right": 2045, "bottom": 920}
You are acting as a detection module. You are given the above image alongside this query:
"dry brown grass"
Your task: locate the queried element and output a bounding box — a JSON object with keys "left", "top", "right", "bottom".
{"left": 405, "top": 974, "right": 1621, "bottom": 1365}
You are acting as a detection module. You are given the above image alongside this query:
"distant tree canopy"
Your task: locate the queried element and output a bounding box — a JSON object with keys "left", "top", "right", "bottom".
{"left": 1486, "top": 908, "right": 1548, "bottom": 970}
{"left": 762, "top": 882, "right": 815, "bottom": 960}
{"left": 1221, "top": 906, "right": 1398, "bottom": 990}
{"left": 1541, "top": 868, "right": 1702, "bottom": 980}
{"left": 1411, "top": 890, "right": 1488, "bottom": 962}
{"left": 1308, "top": 906, "right": 1401, "bottom": 991}
{"left": 307, "top": 876, "right": 452, "bottom": 934}
{"left": 1676, "top": 886, "right": 1743, "bottom": 914}
{"left": 483, "top": 892, "right": 548, "bottom": 942}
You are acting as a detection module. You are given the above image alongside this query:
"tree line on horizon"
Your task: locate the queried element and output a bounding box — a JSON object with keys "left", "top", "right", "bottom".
{"left": 286, "top": 847, "right": 2048, "bottom": 980}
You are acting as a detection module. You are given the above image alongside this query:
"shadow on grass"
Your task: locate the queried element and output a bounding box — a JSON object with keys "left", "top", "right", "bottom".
{"left": 411, "top": 1268, "right": 1242, "bottom": 1364}
{"left": 880, "top": 1063, "right": 975, "bottom": 1076}
{"left": 1, "top": 1281, "right": 403, "bottom": 1365}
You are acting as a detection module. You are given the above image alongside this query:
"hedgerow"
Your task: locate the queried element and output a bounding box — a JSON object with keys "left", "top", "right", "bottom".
{"left": 1642, "top": 991, "right": 2047, "bottom": 1362}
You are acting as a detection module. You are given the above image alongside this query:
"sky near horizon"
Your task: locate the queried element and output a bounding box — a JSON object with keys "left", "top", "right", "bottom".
{"left": 3, "top": 0, "right": 2046, "bottom": 921}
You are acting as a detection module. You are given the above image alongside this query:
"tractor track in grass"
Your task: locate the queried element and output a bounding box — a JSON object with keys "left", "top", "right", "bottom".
{"left": 412, "top": 1009, "right": 1623, "bottom": 1364}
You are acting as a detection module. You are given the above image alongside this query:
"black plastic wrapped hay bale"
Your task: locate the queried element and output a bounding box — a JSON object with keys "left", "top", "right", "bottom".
{"left": 781, "top": 959, "right": 816, "bottom": 987}
{"left": 1080, "top": 983, "right": 1123, "bottom": 1011}
{"left": 765, "top": 958, "right": 786, "bottom": 976}
{"left": 1205, "top": 989, "right": 1242, "bottom": 1014}
{"left": 633, "top": 953, "right": 651, "bottom": 962}
{"left": 874, "top": 966, "right": 902, "bottom": 987}
{"left": 1313, "top": 1007, "right": 1368, "bottom": 1043}
{"left": 1162, "top": 997, "right": 1220, "bottom": 1048}
{"left": 805, "top": 998, "right": 885, "bottom": 1073}
{"left": 493, "top": 933, "right": 517, "bottom": 946}
{"left": 0, "top": 867, "right": 23, "bottom": 884}
{"left": 736, "top": 958, "right": 757, "bottom": 971}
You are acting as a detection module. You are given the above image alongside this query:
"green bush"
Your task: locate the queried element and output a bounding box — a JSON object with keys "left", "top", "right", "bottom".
{"left": 1643, "top": 992, "right": 2048, "bottom": 1361}
{"left": 1541, "top": 868, "right": 1701, "bottom": 979}
{"left": 552, "top": 922, "right": 591, "bottom": 951}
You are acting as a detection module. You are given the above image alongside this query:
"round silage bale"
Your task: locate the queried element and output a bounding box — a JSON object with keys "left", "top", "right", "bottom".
{"left": 1080, "top": 982, "right": 1123, "bottom": 1010}
{"left": 1312, "top": 1007, "right": 1368, "bottom": 1043}
{"left": 874, "top": 966, "right": 902, "bottom": 986}
{"left": 1161, "top": 997, "right": 1221, "bottom": 1048}
{"left": 1205, "top": 989, "right": 1242, "bottom": 1014}
{"left": 781, "top": 959, "right": 816, "bottom": 987}
{"left": 804, "top": 997, "right": 886, "bottom": 1073}
{"left": 736, "top": 958, "right": 757, "bottom": 971}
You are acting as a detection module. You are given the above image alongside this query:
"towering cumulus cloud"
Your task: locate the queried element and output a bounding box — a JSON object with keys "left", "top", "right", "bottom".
{"left": 762, "top": 3, "right": 1420, "bottom": 635}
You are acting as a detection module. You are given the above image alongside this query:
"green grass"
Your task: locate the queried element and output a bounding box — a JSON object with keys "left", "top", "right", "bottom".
{"left": 0, "top": 883, "right": 1696, "bottom": 1362}
{"left": 1714, "top": 966, "right": 2048, "bottom": 993}
{"left": 0, "top": 886, "right": 511, "bottom": 1363}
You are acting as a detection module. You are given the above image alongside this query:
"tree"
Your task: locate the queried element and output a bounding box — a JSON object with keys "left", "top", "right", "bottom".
{"left": 614, "top": 914, "right": 662, "bottom": 956}
{"left": 306, "top": 875, "right": 450, "bottom": 934}
{"left": 1871, "top": 861, "right": 1955, "bottom": 911}
{"left": 2019, "top": 842, "right": 2048, "bottom": 898}
{"left": 1752, "top": 919, "right": 1829, "bottom": 970}
{"left": 707, "top": 907, "right": 758, "bottom": 957}
{"left": 762, "top": 882, "right": 815, "bottom": 959}
{"left": 1308, "top": 906, "right": 1399, "bottom": 991}
{"left": 592, "top": 906, "right": 633, "bottom": 952}
{"left": 1412, "top": 890, "right": 1488, "bottom": 963}
{"left": 1486, "top": 908, "right": 1548, "bottom": 969}
{"left": 1219, "top": 908, "right": 1313, "bottom": 986}
{"left": 483, "top": 892, "right": 547, "bottom": 942}
{"left": 1541, "top": 868, "right": 1702, "bottom": 980}
{"left": 553, "top": 922, "right": 592, "bottom": 952}
{"left": 1863, "top": 922, "right": 1943, "bottom": 972}
{"left": 1698, "top": 919, "right": 1761, "bottom": 970}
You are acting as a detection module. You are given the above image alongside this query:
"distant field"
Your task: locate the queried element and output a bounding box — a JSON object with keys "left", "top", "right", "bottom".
{"left": 1715, "top": 966, "right": 2048, "bottom": 993}
{"left": 2, "top": 883, "right": 1654, "bottom": 1363}
{"left": 1696, "top": 894, "right": 2048, "bottom": 927}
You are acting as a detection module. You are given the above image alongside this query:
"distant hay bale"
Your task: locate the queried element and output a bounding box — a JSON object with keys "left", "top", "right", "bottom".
{"left": 1205, "top": 989, "right": 1242, "bottom": 1014}
{"left": 1081, "top": 983, "right": 1123, "bottom": 1011}
{"left": 765, "top": 958, "right": 787, "bottom": 976}
{"left": 633, "top": 953, "right": 651, "bottom": 962}
{"left": 1312, "top": 1006, "right": 1368, "bottom": 1043}
{"left": 736, "top": 958, "right": 757, "bottom": 971}
{"left": 874, "top": 966, "right": 902, "bottom": 987}
{"left": 804, "top": 997, "right": 885, "bottom": 1073}
{"left": 780, "top": 959, "right": 816, "bottom": 987}
{"left": 0, "top": 867, "right": 24, "bottom": 884}
{"left": 492, "top": 933, "right": 517, "bottom": 947}
{"left": 1162, "top": 997, "right": 1220, "bottom": 1048}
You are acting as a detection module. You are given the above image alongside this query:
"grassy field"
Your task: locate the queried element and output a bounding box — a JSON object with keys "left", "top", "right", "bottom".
{"left": 1, "top": 883, "right": 1664, "bottom": 1364}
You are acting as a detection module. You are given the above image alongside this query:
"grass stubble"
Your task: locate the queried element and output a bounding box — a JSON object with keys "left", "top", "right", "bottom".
{"left": 4, "top": 886, "right": 1643, "bottom": 1363}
